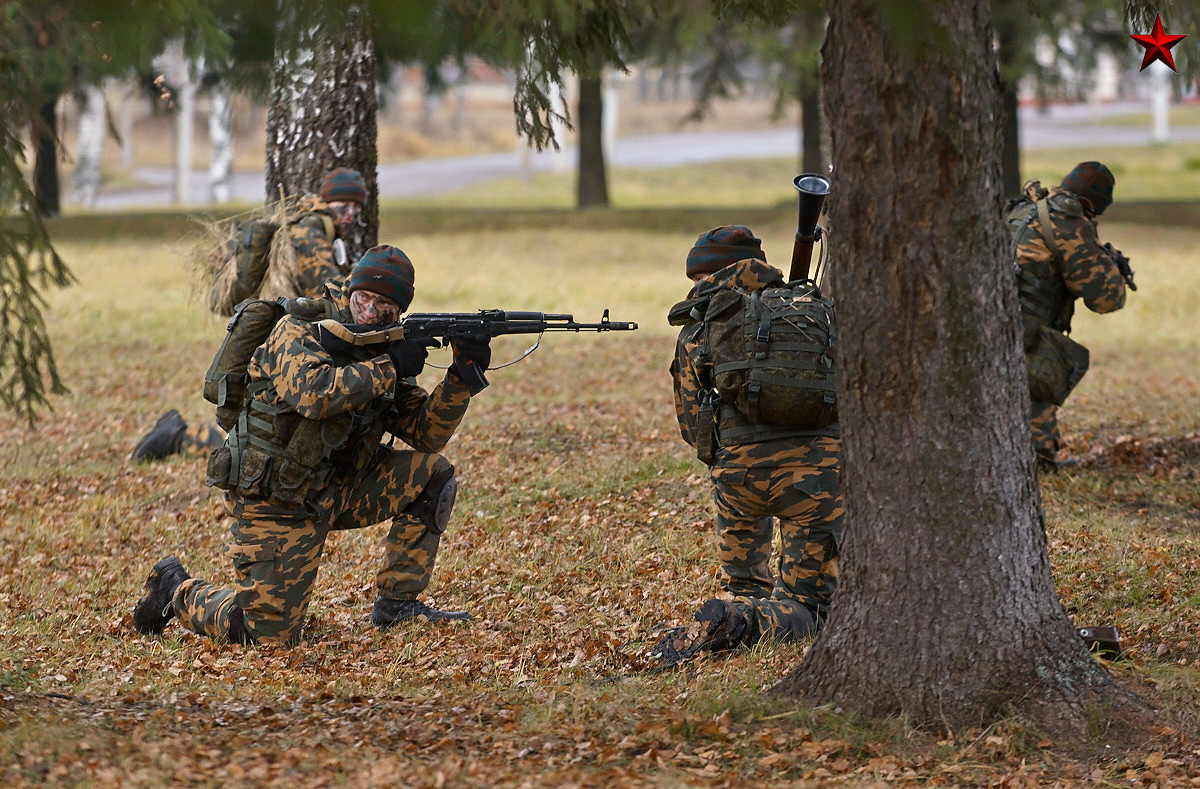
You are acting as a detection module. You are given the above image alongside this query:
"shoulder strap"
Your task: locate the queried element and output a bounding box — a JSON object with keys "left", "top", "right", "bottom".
{"left": 1035, "top": 198, "right": 1064, "bottom": 269}
{"left": 318, "top": 213, "right": 336, "bottom": 242}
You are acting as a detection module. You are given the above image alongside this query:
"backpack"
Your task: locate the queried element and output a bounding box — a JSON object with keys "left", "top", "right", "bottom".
{"left": 203, "top": 297, "right": 333, "bottom": 430}
{"left": 222, "top": 219, "right": 280, "bottom": 313}
{"left": 206, "top": 203, "right": 337, "bottom": 316}
{"left": 1003, "top": 181, "right": 1090, "bottom": 405}
{"left": 703, "top": 280, "right": 837, "bottom": 428}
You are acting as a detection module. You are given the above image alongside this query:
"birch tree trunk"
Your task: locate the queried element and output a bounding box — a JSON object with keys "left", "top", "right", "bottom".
{"left": 773, "top": 0, "right": 1152, "bottom": 735}
{"left": 268, "top": 0, "right": 378, "bottom": 261}
{"left": 71, "top": 83, "right": 106, "bottom": 208}
{"left": 208, "top": 81, "right": 234, "bottom": 204}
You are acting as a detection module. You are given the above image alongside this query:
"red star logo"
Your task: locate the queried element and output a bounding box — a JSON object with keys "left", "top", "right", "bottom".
{"left": 1130, "top": 14, "right": 1187, "bottom": 72}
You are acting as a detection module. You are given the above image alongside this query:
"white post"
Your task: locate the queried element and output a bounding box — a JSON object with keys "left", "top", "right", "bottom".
{"left": 1150, "top": 60, "right": 1171, "bottom": 144}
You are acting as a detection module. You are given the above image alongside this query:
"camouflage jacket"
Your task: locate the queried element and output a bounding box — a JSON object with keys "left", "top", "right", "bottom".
{"left": 246, "top": 281, "right": 472, "bottom": 462}
{"left": 286, "top": 196, "right": 348, "bottom": 298}
{"left": 1012, "top": 182, "right": 1125, "bottom": 332}
{"left": 670, "top": 258, "right": 840, "bottom": 470}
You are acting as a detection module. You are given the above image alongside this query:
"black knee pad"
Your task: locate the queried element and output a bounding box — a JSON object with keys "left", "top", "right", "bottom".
{"left": 403, "top": 464, "right": 457, "bottom": 535}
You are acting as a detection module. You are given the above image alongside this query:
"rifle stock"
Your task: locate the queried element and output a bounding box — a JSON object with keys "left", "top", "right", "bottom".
{"left": 789, "top": 174, "right": 831, "bottom": 282}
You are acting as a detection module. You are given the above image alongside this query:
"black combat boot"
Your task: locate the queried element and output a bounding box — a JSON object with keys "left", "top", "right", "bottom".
{"left": 131, "top": 410, "right": 189, "bottom": 463}
{"left": 133, "top": 557, "right": 191, "bottom": 635}
{"left": 370, "top": 596, "right": 471, "bottom": 628}
{"left": 652, "top": 598, "right": 748, "bottom": 668}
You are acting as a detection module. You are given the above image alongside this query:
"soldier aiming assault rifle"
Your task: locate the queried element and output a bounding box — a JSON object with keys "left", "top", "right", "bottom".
{"left": 316, "top": 308, "right": 639, "bottom": 393}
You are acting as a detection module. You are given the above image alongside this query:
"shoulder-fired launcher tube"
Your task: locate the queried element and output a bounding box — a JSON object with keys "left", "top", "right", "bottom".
{"left": 789, "top": 174, "right": 831, "bottom": 282}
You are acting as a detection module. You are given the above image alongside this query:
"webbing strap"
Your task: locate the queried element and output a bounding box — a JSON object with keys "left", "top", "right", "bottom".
{"left": 1036, "top": 198, "right": 1064, "bottom": 269}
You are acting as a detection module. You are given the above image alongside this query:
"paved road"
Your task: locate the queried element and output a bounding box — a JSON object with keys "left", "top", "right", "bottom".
{"left": 88, "top": 101, "right": 1200, "bottom": 211}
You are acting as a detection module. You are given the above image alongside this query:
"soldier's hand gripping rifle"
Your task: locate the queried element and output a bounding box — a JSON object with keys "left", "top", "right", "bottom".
{"left": 1102, "top": 242, "right": 1137, "bottom": 292}
{"left": 788, "top": 173, "right": 832, "bottom": 283}
{"left": 317, "top": 309, "right": 638, "bottom": 394}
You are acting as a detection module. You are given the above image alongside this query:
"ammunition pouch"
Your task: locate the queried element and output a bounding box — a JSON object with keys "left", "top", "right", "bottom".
{"left": 205, "top": 388, "right": 352, "bottom": 506}
{"left": 1024, "top": 319, "right": 1089, "bottom": 406}
{"left": 694, "top": 391, "right": 719, "bottom": 466}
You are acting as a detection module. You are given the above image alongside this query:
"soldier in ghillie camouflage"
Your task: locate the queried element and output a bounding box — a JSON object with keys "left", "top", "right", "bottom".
{"left": 653, "top": 226, "right": 843, "bottom": 668}
{"left": 131, "top": 167, "right": 371, "bottom": 463}
{"left": 134, "top": 245, "right": 490, "bottom": 643}
{"left": 1007, "top": 161, "right": 1127, "bottom": 472}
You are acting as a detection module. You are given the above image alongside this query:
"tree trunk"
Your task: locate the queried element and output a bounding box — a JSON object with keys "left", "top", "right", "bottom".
{"left": 208, "top": 81, "right": 234, "bottom": 204}
{"left": 576, "top": 74, "right": 609, "bottom": 208}
{"left": 268, "top": 0, "right": 378, "bottom": 260}
{"left": 773, "top": 0, "right": 1150, "bottom": 735}
{"left": 993, "top": 7, "right": 1024, "bottom": 198}
{"left": 800, "top": 80, "right": 823, "bottom": 176}
{"left": 71, "top": 83, "right": 105, "bottom": 208}
{"left": 32, "top": 96, "right": 60, "bottom": 217}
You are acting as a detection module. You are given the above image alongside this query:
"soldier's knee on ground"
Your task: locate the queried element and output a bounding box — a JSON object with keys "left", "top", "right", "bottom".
{"left": 403, "top": 464, "right": 457, "bottom": 535}
{"left": 227, "top": 606, "right": 257, "bottom": 645}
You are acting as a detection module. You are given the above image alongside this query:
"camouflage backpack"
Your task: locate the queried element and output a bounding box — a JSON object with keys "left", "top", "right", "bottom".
{"left": 1003, "top": 180, "right": 1090, "bottom": 405}
{"left": 703, "top": 280, "right": 837, "bottom": 429}
{"left": 222, "top": 219, "right": 281, "bottom": 312}
{"left": 204, "top": 200, "right": 338, "bottom": 316}
{"left": 203, "top": 297, "right": 335, "bottom": 431}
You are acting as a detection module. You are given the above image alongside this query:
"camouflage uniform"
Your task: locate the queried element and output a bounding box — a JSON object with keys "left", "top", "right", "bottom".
{"left": 288, "top": 195, "right": 351, "bottom": 297}
{"left": 670, "top": 257, "right": 843, "bottom": 645}
{"left": 171, "top": 281, "right": 472, "bottom": 644}
{"left": 1011, "top": 181, "right": 1125, "bottom": 465}
{"left": 138, "top": 196, "right": 351, "bottom": 461}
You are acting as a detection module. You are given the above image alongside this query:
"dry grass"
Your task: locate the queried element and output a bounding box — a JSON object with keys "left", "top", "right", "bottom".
{"left": 1, "top": 211, "right": 1199, "bottom": 786}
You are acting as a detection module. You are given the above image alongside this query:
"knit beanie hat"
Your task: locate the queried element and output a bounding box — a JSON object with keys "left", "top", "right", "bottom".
{"left": 685, "top": 225, "right": 766, "bottom": 278}
{"left": 320, "top": 167, "right": 368, "bottom": 205}
{"left": 1060, "top": 162, "right": 1114, "bottom": 216}
{"left": 347, "top": 245, "right": 415, "bottom": 311}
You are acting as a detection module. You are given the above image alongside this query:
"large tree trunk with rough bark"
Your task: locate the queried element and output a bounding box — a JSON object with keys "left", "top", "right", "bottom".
{"left": 772, "top": 0, "right": 1151, "bottom": 735}
{"left": 576, "top": 74, "right": 609, "bottom": 208}
{"left": 268, "top": 1, "right": 378, "bottom": 261}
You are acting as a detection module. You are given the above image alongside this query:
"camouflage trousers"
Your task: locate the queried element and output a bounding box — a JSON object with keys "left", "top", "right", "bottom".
{"left": 710, "top": 438, "right": 843, "bottom": 646}
{"left": 1030, "top": 398, "right": 1060, "bottom": 463}
{"left": 181, "top": 421, "right": 227, "bottom": 456}
{"left": 173, "top": 445, "right": 451, "bottom": 644}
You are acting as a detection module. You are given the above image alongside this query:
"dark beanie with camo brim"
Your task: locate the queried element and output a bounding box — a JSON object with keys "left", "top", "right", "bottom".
{"left": 686, "top": 225, "right": 766, "bottom": 279}
{"left": 347, "top": 245, "right": 415, "bottom": 311}
{"left": 320, "top": 167, "right": 368, "bottom": 205}
{"left": 1060, "top": 161, "right": 1114, "bottom": 216}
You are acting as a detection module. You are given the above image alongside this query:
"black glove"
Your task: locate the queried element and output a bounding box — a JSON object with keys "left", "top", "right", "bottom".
{"left": 448, "top": 333, "right": 492, "bottom": 394}
{"left": 449, "top": 333, "right": 492, "bottom": 378}
{"left": 386, "top": 340, "right": 428, "bottom": 380}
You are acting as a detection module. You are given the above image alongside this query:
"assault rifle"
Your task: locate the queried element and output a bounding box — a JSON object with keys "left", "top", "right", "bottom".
{"left": 1102, "top": 242, "right": 1137, "bottom": 292}
{"left": 317, "top": 309, "right": 638, "bottom": 393}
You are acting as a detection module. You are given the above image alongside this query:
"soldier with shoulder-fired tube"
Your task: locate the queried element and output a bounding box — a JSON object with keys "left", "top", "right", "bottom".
{"left": 653, "top": 176, "right": 844, "bottom": 667}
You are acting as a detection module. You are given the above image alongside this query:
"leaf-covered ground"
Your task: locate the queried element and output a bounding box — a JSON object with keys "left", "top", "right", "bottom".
{"left": 2, "top": 218, "right": 1199, "bottom": 786}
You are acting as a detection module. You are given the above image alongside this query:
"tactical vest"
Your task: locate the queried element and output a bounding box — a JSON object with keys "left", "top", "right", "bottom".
{"left": 204, "top": 296, "right": 391, "bottom": 508}
{"left": 1005, "top": 191, "right": 1080, "bottom": 333}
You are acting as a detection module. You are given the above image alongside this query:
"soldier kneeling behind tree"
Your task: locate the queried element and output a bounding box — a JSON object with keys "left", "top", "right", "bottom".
{"left": 133, "top": 245, "right": 491, "bottom": 644}
{"left": 653, "top": 225, "right": 843, "bottom": 667}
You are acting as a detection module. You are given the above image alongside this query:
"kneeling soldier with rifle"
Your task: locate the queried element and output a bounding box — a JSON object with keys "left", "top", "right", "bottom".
{"left": 134, "top": 245, "right": 485, "bottom": 643}
{"left": 133, "top": 245, "right": 636, "bottom": 644}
